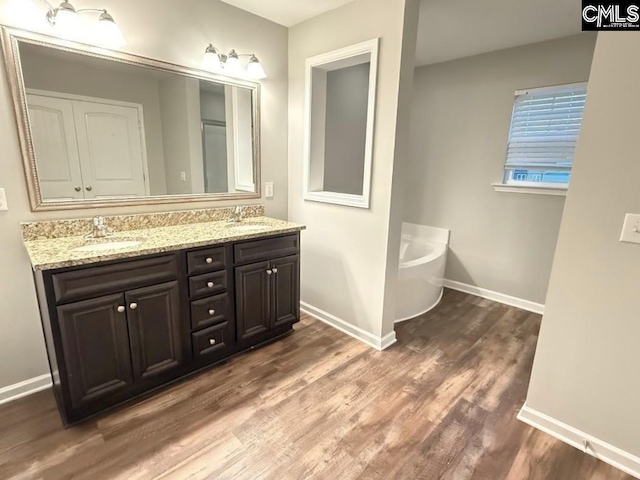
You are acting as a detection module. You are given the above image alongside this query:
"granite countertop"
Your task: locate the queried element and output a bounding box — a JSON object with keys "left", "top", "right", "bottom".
{"left": 24, "top": 216, "right": 305, "bottom": 271}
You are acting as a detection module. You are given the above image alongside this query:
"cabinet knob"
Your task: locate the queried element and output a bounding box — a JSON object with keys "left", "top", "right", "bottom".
{"left": 74, "top": 186, "right": 81, "bottom": 192}
{"left": 272, "top": 267, "right": 278, "bottom": 274}
{"left": 205, "top": 257, "right": 213, "bottom": 264}
{"left": 209, "top": 338, "right": 216, "bottom": 346}
{"left": 117, "top": 306, "right": 125, "bottom": 313}
{"left": 266, "top": 269, "right": 272, "bottom": 275}
{"left": 129, "top": 302, "right": 138, "bottom": 310}
{"left": 207, "top": 282, "right": 214, "bottom": 288}
{"left": 208, "top": 309, "right": 215, "bottom": 316}
{"left": 85, "top": 186, "right": 92, "bottom": 191}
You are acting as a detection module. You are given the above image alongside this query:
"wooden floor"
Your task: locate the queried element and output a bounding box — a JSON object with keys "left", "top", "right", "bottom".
{"left": 0, "top": 289, "right": 632, "bottom": 480}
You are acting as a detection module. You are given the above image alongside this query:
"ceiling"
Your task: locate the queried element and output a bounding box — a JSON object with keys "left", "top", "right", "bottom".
{"left": 220, "top": 0, "right": 583, "bottom": 65}
{"left": 219, "top": 0, "right": 357, "bottom": 27}
{"left": 415, "top": 0, "right": 583, "bottom": 65}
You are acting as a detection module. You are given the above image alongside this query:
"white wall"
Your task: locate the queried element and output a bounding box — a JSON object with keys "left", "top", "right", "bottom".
{"left": 159, "top": 76, "right": 203, "bottom": 194}
{"left": 525, "top": 32, "right": 640, "bottom": 461}
{"left": 0, "top": 0, "right": 288, "bottom": 391}
{"left": 289, "top": 0, "right": 419, "bottom": 343}
{"left": 404, "top": 34, "right": 597, "bottom": 304}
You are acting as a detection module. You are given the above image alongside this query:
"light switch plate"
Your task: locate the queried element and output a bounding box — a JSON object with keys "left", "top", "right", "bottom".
{"left": 265, "top": 182, "right": 274, "bottom": 199}
{"left": 620, "top": 214, "right": 640, "bottom": 244}
{"left": 0, "top": 188, "right": 7, "bottom": 211}
{"left": 180, "top": 171, "right": 187, "bottom": 182}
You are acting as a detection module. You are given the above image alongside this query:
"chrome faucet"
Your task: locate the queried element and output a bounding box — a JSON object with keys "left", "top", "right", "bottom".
{"left": 92, "top": 216, "right": 108, "bottom": 238}
{"left": 232, "top": 205, "right": 245, "bottom": 223}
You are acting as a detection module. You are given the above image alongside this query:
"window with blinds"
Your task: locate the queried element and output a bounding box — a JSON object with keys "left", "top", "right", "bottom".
{"left": 502, "top": 83, "right": 587, "bottom": 188}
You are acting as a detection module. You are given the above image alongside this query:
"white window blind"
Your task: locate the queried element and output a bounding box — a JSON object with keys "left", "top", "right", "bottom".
{"left": 502, "top": 83, "right": 587, "bottom": 187}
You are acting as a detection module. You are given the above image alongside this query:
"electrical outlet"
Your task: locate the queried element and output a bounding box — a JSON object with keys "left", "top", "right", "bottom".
{"left": 180, "top": 171, "right": 187, "bottom": 182}
{"left": 620, "top": 214, "right": 640, "bottom": 244}
{"left": 265, "top": 182, "right": 274, "bottom": 198}
{"left": 0, "top": 188, "right": 7, "bottom": 211}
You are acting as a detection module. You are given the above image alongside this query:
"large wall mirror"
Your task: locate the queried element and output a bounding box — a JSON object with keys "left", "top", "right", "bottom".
{"left": 303, "top": 39, "right": 378, "bottom": 209}
{"left": 1, "top": 28, "right": 260, "bottom": 211}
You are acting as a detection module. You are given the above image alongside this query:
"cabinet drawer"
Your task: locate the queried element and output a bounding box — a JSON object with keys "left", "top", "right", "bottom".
{"left": 192, "top": 322, "right": 232, "bottom": 360}
{"left": 186, "top": 246, "right": 226, "bottom": 275}
{"left": 234, "top": 234, "right": 299, "bottom": 265}
{"left": 190, "top": 293, "right": 229, "bottom": 330}
{"left": 52, "top": 255, "right": 178, "bottom": 304}
{"left": 189, "top": 270, "right": 227, "bottom": 298}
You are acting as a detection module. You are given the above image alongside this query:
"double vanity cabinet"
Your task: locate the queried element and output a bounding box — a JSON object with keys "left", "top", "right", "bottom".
{"left": 31, "top": 230, "right": 301, "bottom": 425}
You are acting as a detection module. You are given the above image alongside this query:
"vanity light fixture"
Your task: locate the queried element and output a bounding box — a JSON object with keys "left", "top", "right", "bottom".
{"left": 95, "top": 10, "right": 126, "bottom": 47}
{"left": 201, "top": 44, "right": 267, "bottom": 80}
{"left": 247, "top": 55, "right": 267, "bottom": 80}
{"left": 38, "top": 0, "right": 126, "bottom": 47}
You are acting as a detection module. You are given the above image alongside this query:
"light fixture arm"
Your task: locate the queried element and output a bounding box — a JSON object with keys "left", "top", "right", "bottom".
{"left": 76, "top": 8, "right": 107, "bottom": 14}
{"left": 38, "top": 1, "right": 126, "bottom": 47}
{"left": 41, "top": 2, "right": 117, "bottom": 27}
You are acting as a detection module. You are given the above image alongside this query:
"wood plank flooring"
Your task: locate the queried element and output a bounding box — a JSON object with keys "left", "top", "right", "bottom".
{"left": 0, "top": 289, "right": 632, "bottom": 480}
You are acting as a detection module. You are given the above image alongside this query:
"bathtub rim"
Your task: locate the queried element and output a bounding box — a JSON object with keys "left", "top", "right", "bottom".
{"left": 399, "top": 241, "right": 447, "bottom": 269}
{"left": 394, "top": 288, "right": 444, "bottom": 323}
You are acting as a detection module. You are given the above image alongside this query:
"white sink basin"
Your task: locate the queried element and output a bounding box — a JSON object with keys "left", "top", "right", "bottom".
{"left": 72, "top": 240, "right": 143, "bottom": 253}
{"left": 226, "top": 224, "right": 270, "bottom": 232}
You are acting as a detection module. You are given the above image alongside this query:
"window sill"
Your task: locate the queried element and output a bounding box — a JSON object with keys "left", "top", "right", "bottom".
{"left": 492, "top": 183, "right": 567, "bottom": 197}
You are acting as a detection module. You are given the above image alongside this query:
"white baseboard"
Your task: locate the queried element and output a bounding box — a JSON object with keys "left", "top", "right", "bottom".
{"left": 518, "top": 404, "right": 640, "bottom": 479}
{"left": 0, "top": 373, "right": 52, "bottom": 406}
{"left": 443, "top": 279, "right": 545, "bottom": 315}
{"left": 300, "top": 301, "right": 397, "bottom": 351}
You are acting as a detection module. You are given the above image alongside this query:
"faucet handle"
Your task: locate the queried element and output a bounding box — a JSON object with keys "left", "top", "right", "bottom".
{"left": 94, "top": 216, "right": 105, "bottom": 227}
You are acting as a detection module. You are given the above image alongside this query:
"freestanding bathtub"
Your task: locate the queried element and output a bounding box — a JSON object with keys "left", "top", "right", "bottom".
{"left": 395, "top": 222, "right": 450, "bottom": 323}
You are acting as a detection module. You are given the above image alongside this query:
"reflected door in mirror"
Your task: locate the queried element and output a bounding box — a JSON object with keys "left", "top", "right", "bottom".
{"left": 73, "top": 100, "right": 147, "bottom": 199}
{"left": 27, "top": 94, "right": 84, "bottom": 201}
{"left": 28, "top": 92, "right": 148, "bottom": 201}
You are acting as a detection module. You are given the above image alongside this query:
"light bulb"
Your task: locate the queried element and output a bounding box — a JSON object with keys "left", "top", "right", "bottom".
{"left": 224, "top": 50, "right": 242, "bottom": 76}
{"left": 95, "top": 11, "right": 126, "bottom": 47}
{"left": 247, "top": 55, "right": 266, "bottom": 80}
{"left": 202, "top": 44, "right": 222, "bottom": 72}
{"left": 51, "top": 1, "right": 81, "bottom": 37}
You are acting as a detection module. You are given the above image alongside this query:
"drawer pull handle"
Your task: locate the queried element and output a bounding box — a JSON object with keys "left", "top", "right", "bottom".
{"left": 207, "top": 282, "right": 215, "bottom": 288}
{"left": 129, "top": 303, "right": 138, "bottom": 310}
{"left": 209, "top": 338, "right": 216, "bottom": 346}
{"left": 74, "top": 186, "right": 81, "bottom": 192}
{"left": 208, "top": 309, "right": 215, "bottom": 316}
{"left": 205, "top": 257, "right": 213, "bottom": 264}
{"left": 272, "top": 268, "right": 278, "bottom": 274}
{"left": 266, "top": 269, "right": 272, "bottom": 275}
{"left": 117, "top": 306, "right": 125, "bottom": 313}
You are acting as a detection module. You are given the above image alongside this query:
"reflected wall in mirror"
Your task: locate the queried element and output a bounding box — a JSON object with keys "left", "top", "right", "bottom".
{"left": 1, "top": 28, "right": 260, "bottom": 211}
{"left": 303, "top": 39, "right": 378, "bottom": 209}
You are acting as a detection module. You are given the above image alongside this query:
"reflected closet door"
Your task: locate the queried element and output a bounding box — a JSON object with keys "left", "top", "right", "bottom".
{"left": 72, "top": 100, "right": 149, "bottom": 199}
{"left": 26, "top": 94, "right": 84, "bottom": 202}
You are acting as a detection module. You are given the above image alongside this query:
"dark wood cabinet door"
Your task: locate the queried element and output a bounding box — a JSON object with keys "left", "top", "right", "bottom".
{"left": 235, "top": 261, "right": 271, "bottom": 340}
{"left": 272, "top": 255, "right": 300, "bottom": 328}
{"left": 57, "top": 293, "right": 133, "bottom": 408}
{"left": 125, "top": 281, "right": 185, "bottom": 381}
